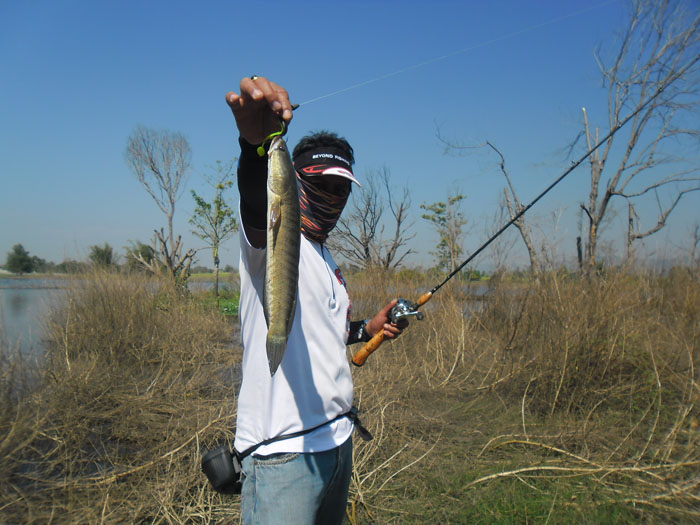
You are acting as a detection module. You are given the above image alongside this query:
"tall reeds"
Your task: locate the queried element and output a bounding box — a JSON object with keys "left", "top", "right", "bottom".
{"left": 346, "top": 267, "right": 700, "bottom": 522}
{"left": 1, "top": 266, "right": 697, "bottom": 522}
{"left": 0, "top": 271, "right": 240, "bottom": 522}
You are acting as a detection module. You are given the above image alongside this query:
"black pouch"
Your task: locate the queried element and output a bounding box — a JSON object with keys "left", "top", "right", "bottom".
{"left": 201, "top": 445, "right": 243, "bottom": 494}
{"left": 202, "top": 407, "right": 372, "bottom": 495}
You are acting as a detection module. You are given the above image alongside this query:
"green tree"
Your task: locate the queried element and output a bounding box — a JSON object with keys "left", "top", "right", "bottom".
{"left": 89, "top": 243, "right": 115, "bottom": 268}
{"left": 6, "top": 244, "right": 34, "bottom": 274}
{"left": 31, "top": 255, "right": 50, "bottom": 273}
{"left": 421, "top": 191, "right": 467, "bottom": 274}
{"left": 55, "top": 259, "right": 86, "bottom": 274}
{"left": 190, "top": 160, "right": 239, "bottom": 299}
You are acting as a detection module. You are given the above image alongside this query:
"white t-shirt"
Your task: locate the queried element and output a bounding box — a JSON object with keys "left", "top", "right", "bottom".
{"left": 234, "top": 228, "right": 354, "bottom": 455}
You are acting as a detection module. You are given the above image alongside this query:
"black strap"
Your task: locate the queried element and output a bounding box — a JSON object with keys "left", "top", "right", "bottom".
{"left": 237, "top": 407, "right": 372, "bottom": 460}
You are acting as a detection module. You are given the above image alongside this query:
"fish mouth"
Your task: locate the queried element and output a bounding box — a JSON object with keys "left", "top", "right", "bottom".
{"left": 269, "top": 136, "right": 287, "bottom": 153}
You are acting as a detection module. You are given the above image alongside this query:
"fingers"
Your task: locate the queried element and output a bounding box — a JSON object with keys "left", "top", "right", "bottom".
{"left": 379, "top": 298, "right": 407, "bottom": 340}
{"left": 238, "top": 76, "right": 293, "bottom": 121}
{"left": 263, "top": 78, "right": 294, "bottom": 121}
{"left": 379, "top": 299, "right": 398, "bottom": 316}
{"left": 225, "top": 76, "right": 294, "bottom": 145}
{"left": 225, "top": 90, "right": 241, "bottom": 110}
{"left": 366, "top": 298, "right": 411, "bottom": 340}
{"left": 383, "top": 319, "right": 408, "bottom": 339}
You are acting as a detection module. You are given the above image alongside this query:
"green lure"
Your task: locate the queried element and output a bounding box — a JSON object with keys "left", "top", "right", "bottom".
{"left": 256, "top": 120, "right": 288, "bottom": 157}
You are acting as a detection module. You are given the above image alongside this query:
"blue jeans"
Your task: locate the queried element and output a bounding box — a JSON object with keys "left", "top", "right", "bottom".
{"left": 240, "top": 437, "right": 353, "bottom": 525}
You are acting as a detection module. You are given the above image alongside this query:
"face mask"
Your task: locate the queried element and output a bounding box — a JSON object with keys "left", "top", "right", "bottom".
{"left": 296, "top": 174, "right": 350, "bottom": 243}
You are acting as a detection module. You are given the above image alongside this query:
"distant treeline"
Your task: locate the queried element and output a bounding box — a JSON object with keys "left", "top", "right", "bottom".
{"left": 1, "top": 242, "right": 235, "bottom": 276}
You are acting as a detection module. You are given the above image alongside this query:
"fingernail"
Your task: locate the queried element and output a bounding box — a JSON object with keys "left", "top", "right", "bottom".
{"left": 252, "top": 89, "right": 263, "bottom": 98}
{"left": 272, "top": 101, "right": 282, "bottom": 111}
{"left": 282, "top": 109, "right": 292, "bottom": 120}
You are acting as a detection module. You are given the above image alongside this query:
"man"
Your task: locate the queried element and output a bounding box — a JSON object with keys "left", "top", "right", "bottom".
{"left": 225, "top": 76, "right": 405, "bottom": 524}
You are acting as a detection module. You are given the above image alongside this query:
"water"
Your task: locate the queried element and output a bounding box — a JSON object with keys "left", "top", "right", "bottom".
{"left": 0, "top": 278, "right": 68, "bottom": 357}
{"left": 0, "top": 277, "right": 235, "bottom": 356}
{"left": 187, "top": 279, "right": 238, "bottom": 293}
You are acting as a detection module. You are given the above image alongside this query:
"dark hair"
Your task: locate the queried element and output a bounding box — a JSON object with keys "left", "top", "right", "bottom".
{"left": 292, "top": 131, "right": 354, "bottom": 165}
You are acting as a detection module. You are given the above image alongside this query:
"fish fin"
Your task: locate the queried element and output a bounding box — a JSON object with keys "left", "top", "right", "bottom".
{"left": 286, "top": 294, "right": 297, "bottom": 334}
{"left": 266, "top": 335, "right": 287, "bottom": 376}
{"left": 262, "top": 276, "right": 270, "bottom": 327}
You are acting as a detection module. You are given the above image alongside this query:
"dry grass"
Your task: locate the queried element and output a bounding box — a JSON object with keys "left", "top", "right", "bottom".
{"left": 0, "top": 271, "right": 241, "bottom": 523}
{"left": 346, "top": 267, "right": 700, "bottom": 523}
{"left": 1, "top": 266, "right": 698, "bottom": 523}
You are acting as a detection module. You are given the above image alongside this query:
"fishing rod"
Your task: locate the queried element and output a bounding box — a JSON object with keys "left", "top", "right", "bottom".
{"left": 351, "top": 51, "right": 700, "bottom": 367}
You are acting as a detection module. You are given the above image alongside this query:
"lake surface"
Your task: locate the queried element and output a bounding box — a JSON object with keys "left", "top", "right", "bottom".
{"left": 0, "top": 275, "right": 483, "bottom": 358}
{"left": 0, "top": 277, "right": 230, "bottom": 357}
{"left": 0, "top": 278, "right": 68, "bottom": 357}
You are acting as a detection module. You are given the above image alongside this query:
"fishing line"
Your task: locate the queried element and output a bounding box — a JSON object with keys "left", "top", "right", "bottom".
{"left": 297, "top": 0, "right": 618, "bottom": 107}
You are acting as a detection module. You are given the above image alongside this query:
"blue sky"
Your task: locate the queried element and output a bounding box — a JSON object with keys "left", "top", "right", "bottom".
{"left": 1, "top": 0, "right": 697, "bottom": 270}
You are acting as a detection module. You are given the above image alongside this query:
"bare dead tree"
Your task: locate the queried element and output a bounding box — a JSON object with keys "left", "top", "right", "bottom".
{"left": 487, "top": 196, "right": 518, "bottom": 273}
{"left": 577, "top": 0, "right": 700, "bottom": 270}
{"left": 437, "top": 131, "right": 541, "bottom": 274}
{"left": 485, "top": 142, "right": 540, "bottom": 274}
{"left": 134, "top": 228, "right": 195, "bottom": 285}
{"left": 125, "top": 125, "right": 195, "bottom": 283}
{"left": 329, "top": 171, "right": 381, "bottom": 269}
{"left": 329, "top": 166, "right": 415, "bottom": 270}
{"left": 378, "top": 170, "right": 414, "bottom": 269}
{"left": 691, "top": 221, "right": 700, "bottom": 266}
{"left": 627, "top": 188, "right": 700, "bottom": 259}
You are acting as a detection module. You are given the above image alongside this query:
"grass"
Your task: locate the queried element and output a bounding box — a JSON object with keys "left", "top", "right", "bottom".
{"left": 346, "top": 268, "right": 700, "bottom": 523}
{"left": 1, "top": 266, "right": 698, "bottom": 523}
{"left": 194, "top": 288, "right": 240, "bottom": 317}
{"left": 188, "top": 271, "right": 237, "bottom": 282}
{"left": 1, "top": 271, "right": 241, "bottom": 522}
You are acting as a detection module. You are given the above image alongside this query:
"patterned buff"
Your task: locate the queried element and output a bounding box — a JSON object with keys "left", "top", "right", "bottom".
{"left": 296, "top": 174, "right": 350, "bottom": 244}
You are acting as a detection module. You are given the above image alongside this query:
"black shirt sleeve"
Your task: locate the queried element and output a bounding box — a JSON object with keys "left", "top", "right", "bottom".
{"left": 237, "top": 137, "right": 268, "bottom": 231}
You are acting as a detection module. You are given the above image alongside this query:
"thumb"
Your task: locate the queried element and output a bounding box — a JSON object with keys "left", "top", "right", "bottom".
{"left": 380, "top": 298, "right": 399, "bottom": 317}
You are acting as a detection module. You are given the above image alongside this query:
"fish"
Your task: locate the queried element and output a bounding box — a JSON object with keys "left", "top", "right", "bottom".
{"left": 264, "top": 136, "right": 301, "bottom": 375}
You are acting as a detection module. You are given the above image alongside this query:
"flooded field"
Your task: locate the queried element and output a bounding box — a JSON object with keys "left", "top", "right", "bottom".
{"left": 0, "top": 278, "right": 68, "bottom": 356}
{"left": 0, "top": 276, "right": 235, "bottom": 356}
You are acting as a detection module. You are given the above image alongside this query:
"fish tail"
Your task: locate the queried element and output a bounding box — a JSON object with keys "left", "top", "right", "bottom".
{"left": 266, "top": 335, "right": 287, "bottom": 375}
